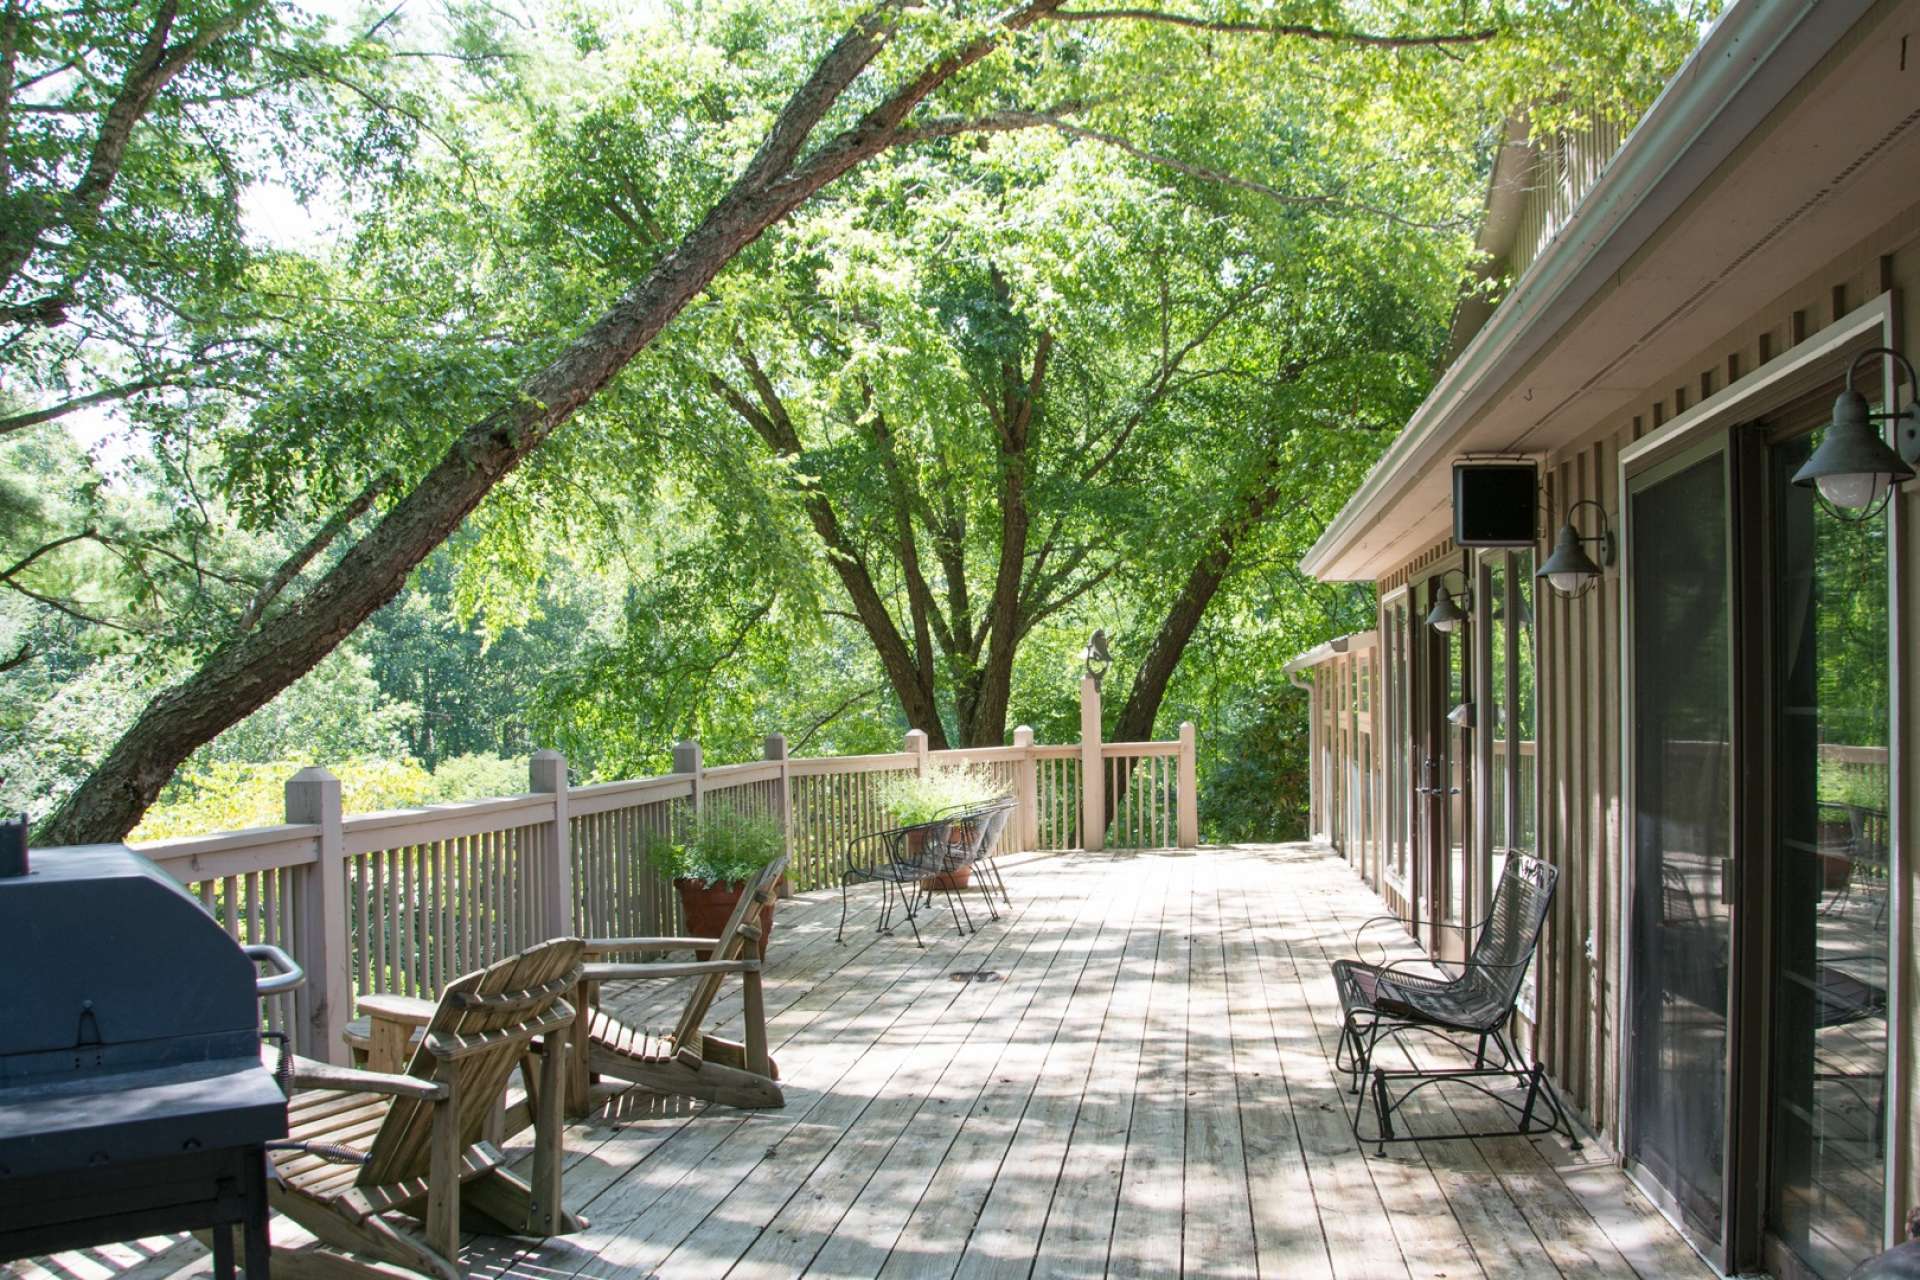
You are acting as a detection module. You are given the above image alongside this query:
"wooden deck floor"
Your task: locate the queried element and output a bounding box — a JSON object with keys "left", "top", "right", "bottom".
{"left": 11, "top": 843, "right": 1715, "bottom": 1280}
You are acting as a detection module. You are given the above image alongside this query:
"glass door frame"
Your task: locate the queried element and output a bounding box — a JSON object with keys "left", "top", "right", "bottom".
{"left": 1618, "top": 427, "right": 1750, "bottom": 1270}
{"left": 1411, "top": 567, "right": 1470, "bottom": 962}
{"left": 1613, "top": 293, "right": 1909, "bottom": 1272}
{"left": 1379, "top": 586, "right": 1416, "bottom": 908}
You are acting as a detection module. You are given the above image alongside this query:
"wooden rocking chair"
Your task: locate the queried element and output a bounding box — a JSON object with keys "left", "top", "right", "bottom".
{"left": 268, "top": 937, "right": 587, "bottom": 1280}
{"left": 568, "top": 855, "right": 788, "bottom": 1113}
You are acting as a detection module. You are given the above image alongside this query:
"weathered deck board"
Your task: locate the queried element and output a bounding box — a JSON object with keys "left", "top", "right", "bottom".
{"left": 7, "top": 844, "right": 1718, "bottom": 1280}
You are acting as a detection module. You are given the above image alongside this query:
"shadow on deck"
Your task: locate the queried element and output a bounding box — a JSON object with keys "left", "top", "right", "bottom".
{"left": 8, "top": 843, "right": 1711, "bottom": 1280}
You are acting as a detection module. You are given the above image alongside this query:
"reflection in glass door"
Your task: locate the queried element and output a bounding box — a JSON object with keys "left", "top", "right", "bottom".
{"left": 1627, "top": 448, "right": 1735, "bottom": 1248}
{"left": 1766, "top": 432, "right": 1891, "bottom": 1278}
{"left": 1442, "top": 606, "right": 1471, "bottom": 960}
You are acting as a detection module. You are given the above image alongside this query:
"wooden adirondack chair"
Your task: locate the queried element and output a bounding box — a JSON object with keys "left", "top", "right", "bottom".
{"left": 569, "top": 855, "right": 787, "bottom": 1113}
{"left": 268, "top": 938, "right": 587, "bottom": 1280}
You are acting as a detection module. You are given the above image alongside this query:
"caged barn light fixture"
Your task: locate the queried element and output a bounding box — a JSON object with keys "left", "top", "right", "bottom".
{"left": 1536, "top": 499, "right": 1615, "bottom": 598}
{"left": 1790, "top": 346, "right": 1917, "bottom": 521}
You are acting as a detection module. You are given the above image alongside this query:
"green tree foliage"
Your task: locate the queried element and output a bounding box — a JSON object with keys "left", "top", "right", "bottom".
{"left": 0, "top": 0, "right": 1714, "bottom": 840}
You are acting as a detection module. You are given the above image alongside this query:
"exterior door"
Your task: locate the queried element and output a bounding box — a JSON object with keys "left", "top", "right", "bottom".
{"left": 1624, "top": 440, "right": 1738, "bottom": 1257}
{"left": 1412, "top": 572, "right": 1470, "bottom": 960}
{"left": 1761, "top": 424, "right": 1893, "bottom": 1279}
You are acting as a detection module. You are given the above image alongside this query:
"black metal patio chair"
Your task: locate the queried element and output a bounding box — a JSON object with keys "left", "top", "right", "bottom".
{"left": 917, "top": 797, "right": 1018, "bottom": 936}
{"left": 1331, "top": 852, "right": 1581, "bottom": 1155}
{"left": 837, "top": 815, "right": 952, "bottom": 948}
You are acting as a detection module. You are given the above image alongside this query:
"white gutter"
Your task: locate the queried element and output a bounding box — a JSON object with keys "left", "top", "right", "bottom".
{"left": 1281, "top": 630, "right": 1379, "bottom": 687}
{"left": 1299, "top": 0, "right": 1874, "bottom": 582}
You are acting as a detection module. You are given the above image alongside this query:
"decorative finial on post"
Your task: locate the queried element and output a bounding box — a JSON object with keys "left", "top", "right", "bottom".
{"left": 1082, "top": 629, "right": 1111, "bottom": 688}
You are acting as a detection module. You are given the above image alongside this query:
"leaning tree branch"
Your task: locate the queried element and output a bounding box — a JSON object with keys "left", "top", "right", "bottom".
{"left": 0, "top": 528, "right": 96, "bottom": 583}
{"left": 235, "top": 472, "right": 395, "bottom": 633}
{"left": 0, "top": 0, "right": 266, "bottom": 301}
{"left": 0, "top": 364, "right": 212, "bottom": 435}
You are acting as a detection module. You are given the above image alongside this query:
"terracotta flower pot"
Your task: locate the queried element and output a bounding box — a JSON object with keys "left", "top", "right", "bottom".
{"left": 675, "top": 876, "right": 776, "bottom": 960}
{"left": 920, "top": 820, "right": 977, "bottom": 892}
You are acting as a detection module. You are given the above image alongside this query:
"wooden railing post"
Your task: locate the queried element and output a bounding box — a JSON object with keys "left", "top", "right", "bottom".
{"left": 906, "top": 728, "right": 929, "bottom": 776}
{"left": 1013, "top": 726, "right": 1038, "bottom": 853}
{"left": 765, "top": 733, "right": 793, "bottom": 898}
{"left": 530, "top": 750, "right": 572, "bottom": 939}
{"left": 1080, "top": 676, "right": 1104, "bottom": 852}
{"left": 285, "top": 766, "right": 348, "bottom": 1064}
{"left": 1177, "top": 721, "right": 1199, "bottom": 848}
{"left": 674, "top": 739, "right": 705, "bottom": 819}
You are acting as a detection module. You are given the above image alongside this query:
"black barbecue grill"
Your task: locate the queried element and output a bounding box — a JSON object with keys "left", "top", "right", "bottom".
{"left": 0, "top": 841, "right": 298, "bottom": 1278}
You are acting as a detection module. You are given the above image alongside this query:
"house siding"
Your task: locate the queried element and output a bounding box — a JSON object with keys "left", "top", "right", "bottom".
{"left": 1359, "top": 218, "right": 1920, "bottom": 1179}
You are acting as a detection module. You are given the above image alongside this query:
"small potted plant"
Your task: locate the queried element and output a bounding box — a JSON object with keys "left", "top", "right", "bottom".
{"left": 877, "top": 765, "right": 1009, "bottom": 892}
{"left": 659, "top": 808, "right": 785, "bottom": 958}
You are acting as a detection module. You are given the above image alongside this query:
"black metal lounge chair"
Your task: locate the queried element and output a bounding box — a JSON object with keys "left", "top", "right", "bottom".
{"left": 837, "top": 815, "right": 952, "bottom": 948}
{"left": 1332, "top": 853, "right": 1581, "bottom": 1155}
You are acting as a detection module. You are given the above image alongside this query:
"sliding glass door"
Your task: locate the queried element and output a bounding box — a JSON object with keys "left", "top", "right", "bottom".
{"left": 1765, "top": 430, "right": 1892, "bottom": 1278}
{"left": 1625, "top": 443, "right": 1736, "bottom": 1249}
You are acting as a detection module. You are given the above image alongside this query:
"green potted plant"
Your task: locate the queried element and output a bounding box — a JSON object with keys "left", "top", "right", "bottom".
{"left": 877, "top": 765, "right": 1009, "bottom": 892}
{"left": 658, "top": 808, "right": 785, "bottom": 958}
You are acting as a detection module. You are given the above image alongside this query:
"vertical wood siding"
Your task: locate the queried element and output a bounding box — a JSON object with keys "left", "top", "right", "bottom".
{"left": 1352, "top": 248, "right": 1914, "bottom": 1149}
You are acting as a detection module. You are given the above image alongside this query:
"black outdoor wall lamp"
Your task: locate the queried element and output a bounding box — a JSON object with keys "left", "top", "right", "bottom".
{"left": 1536, "top": 498, "right": 1615, "bottom": 598}
{"left": 1791, "top": 345, "right": 1917, "bottom": 521}
{"left": 1424, "top": 571, "right": 1473, "bottom": 634}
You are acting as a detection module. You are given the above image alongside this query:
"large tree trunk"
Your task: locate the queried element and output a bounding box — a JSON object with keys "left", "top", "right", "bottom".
{"left": 1104, "top": 468, "right": 1296, "bottom": 828}
{"left": 36, "top": 4, "right": 1063, "bottom": 843}
{"left": 964, "top": 333, "right": 1049, "bottom": 747}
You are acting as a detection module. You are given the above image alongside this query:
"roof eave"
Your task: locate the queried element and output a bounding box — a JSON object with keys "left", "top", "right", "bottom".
{"left": 1299, "top": 0, "right": 1871, "bottom": 584}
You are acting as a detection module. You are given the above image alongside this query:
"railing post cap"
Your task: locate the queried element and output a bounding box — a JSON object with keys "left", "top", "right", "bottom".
{"left": 1013, "top": 725, "right": 1035, "bottom": 744}
{"left": 288, "top": 765, "right": 339, "bottom": 785}
{"left": 531, "top": 747, "right": 565, "bottom": 763}
{"left": 905, "top": 728, "right": 928, "bottom": 748}
{"left": 1179, "top": 721, "right": 1195, "bottom": 737}
{"left": 763, "top": 732, "right": 788, "bottom": 759}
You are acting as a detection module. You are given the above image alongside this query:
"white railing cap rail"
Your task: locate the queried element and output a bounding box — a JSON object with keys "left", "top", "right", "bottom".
{"left": 342, "top": 792, "right": 555, "bottom": 856}
{"left": 788, "top": 751, "right": 917, "bottom": 777}
{"left": 138, "top": 823, "right": 322, "bottom": 881}
{"left": 570, "top": 774, "right": 693, "bottom": 817}
{"left": 703, "top": 760, "right": 784, "bottom": 787}
{"left": 1100, "top": 740, "right": 1181, "bottom": 758}
{"left": 930, "top": 745, "right": 1027, "bottom": 765}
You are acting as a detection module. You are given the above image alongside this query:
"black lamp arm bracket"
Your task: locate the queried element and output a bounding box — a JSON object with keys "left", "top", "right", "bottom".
{"left": 1432, "top": 565, "right": 1474, "bottom": 607}
{"left": 1562, "top": 497, "right": 1617, "bottom": 567}
{"left": 1847, "top": 346, "right": 1919, "bottom": 421}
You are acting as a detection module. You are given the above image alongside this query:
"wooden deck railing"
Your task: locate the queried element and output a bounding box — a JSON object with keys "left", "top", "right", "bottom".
{"left": 111, "top": 703, "right": 1196, "bottom": 1063}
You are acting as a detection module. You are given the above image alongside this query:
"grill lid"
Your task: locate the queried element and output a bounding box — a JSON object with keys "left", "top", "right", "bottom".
{"left": 0, "top": 845, "right": 269, "bottom": 1084}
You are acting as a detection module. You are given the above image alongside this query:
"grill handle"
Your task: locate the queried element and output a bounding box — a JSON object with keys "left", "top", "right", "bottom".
{"left": 245, "top": 943, "right": 306, "bottom": 996}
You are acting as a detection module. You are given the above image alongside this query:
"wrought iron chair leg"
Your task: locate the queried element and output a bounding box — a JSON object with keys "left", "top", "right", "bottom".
{"left": 977, "top": 866, "right": 1001, "bottom": 922}
{"left": 1371, "top": 1068, "right": 1394, "bottom": 1157}
{"left": 902, "top": 882, "right": 925, "bottom": 948}
{"left": 1536, "top": 1063, "right": 1583, "bottom": 1151}
{"left": 838, "top": 876, "right": 852, "bottom": 943}
{"left": 944, "top": 878, "right": 973, "bottom": 935}
{"left": 985, "top": 856, "right": 1012, "bottom": 906}
{"left": 878, "top": 879, "right": 895, "bottom": 936}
